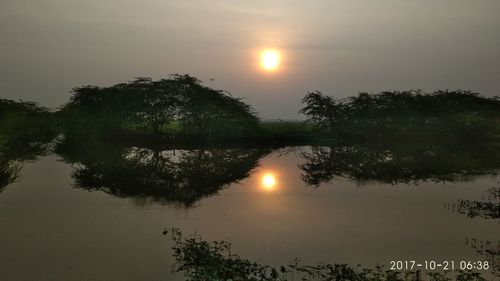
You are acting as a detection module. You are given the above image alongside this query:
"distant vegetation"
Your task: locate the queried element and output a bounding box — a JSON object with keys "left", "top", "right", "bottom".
{"left": 300, "top": 90, "right": 500, "bottom": 141}
{"left": 0, "top": 98, "right": 54, "bottom": 138}
{"left": 2, "top": 75, "right": 500, "bottom": 144}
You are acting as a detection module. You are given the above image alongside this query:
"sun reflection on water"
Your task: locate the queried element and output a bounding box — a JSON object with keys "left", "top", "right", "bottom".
{"left": 261, "top": 172, "right": 277, "bottom": 191}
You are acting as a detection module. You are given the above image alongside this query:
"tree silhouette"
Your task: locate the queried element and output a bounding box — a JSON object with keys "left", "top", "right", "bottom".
{"left": 117, "top": 77, "right": 182, "bottom": 135}
{"left": 299, "top": 90, "right": 500, "bottom": 140}
{"left": 59, "top": 74, "right": 259, "bottom": 140}
{"left": 58, "top": 85, "right": 126, "bottom": 134}
{"left": 0, "top": 98, "right": 54, "bottom": 136}
{"left": 299, "top": 91, "right": 345, "bottom": 132}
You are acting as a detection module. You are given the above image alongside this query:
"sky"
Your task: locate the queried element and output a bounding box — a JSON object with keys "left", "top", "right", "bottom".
{"left": 1, "top": 0, "right": 500, "bottom": 119}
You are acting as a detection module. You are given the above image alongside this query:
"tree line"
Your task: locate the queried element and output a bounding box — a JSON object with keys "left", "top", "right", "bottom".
{"left": 2, "top": 75, "right": 500, "bottom": 142}
{"left": 0, "top": 98, "right": 54, "bottom": 137}
{"left": 300, "top": 90, "right": 500, "bottom": 140}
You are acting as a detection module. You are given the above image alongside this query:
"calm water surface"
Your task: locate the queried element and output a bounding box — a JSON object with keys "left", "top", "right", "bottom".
{"left": 0, "top": 140, "right": 499, "bottom": 280}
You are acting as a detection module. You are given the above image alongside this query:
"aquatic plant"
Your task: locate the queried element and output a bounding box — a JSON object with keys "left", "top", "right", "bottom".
{"left": 446, "top": 187, "right": 500, "bottom": 219}
{"left": 167, "top": 228, "right": 488, "bottom": 281}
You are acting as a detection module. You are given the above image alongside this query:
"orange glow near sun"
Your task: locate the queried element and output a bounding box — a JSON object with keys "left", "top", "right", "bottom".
{"left": 260, "top": 49, "right": 281, "bottom": 71}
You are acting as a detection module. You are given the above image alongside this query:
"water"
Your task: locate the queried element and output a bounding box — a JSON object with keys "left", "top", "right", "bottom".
{"left": 0, "top": 138, "right": 499, "bottom": 280}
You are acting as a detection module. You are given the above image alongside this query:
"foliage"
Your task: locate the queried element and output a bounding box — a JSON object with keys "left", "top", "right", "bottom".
{"left": 299, "top": 91, "right": 345, "bottom": 132}
{"left": 113, "top": 77, "right": 182, "bottom": 134}
{"left": 299, "top": 90, "right": 500, "bottom": 140}
{"left": 463, "top": 237, "right": 500, "bottom": 276}
{"left": 58, "top": 85, "right": 128, "bottom": 134}
{"left": 175, "top": 75, "right": 259, "bottom": 139}
{"left": 0, "top": 98, "right": 54, "bottom": 136}
{"left": 58, "top": 74, "right": 259, "bottom": 140}
{"left": 0, "top": 157, "right": 21, "bottom": 192}
{"left": 446, "top": 187, "right": 500, "bottom": 219}
{"left": 168, "top": 228, "right": 487, "bottom": 281}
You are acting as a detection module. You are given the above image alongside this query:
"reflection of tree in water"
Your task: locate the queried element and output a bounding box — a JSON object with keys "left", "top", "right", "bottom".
{"left": 446, "top": 187, "right": 500, "bottom": 219}
{"left": 0, "top": 160, "right": 21, "bottom": 192}
{"left": 0, "top": 134, "right": 54, "bottom": 192}
{"left": 444, "top": 185, "right": 500, "bottom": 277}
{"left": 56, "top": 138, "right": 270, "bottom": 206}
{"left": 299, "top": 143, "right": 500, "bottom": 187}
{"left": 465, "top": 237, "right": 500, "bottom": 276}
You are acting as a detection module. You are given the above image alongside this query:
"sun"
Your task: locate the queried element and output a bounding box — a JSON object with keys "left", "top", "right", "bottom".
{"left": 260, "top": 49, "right": 281, "bottom": 71}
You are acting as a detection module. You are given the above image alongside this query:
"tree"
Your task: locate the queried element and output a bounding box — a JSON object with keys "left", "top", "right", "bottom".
{"left": 58, "top": 85, "right": 126, "bottom": 134}
{"left": 299, "top": 90, "right": 500, "bottom": 140}
{"left": 299, "top": 91, "right": 344, "bottom": 132}
{"left": 120, "top": 77, "right": 182, "bottom": 135}
{"left": 176, "top": 75, "right": 259, "bottom": 139}
{"left": 59, "top": 74, "right": 260, "bottom": 139}
{"left": 0, "top": 98, "right": 52, "bottom": 135}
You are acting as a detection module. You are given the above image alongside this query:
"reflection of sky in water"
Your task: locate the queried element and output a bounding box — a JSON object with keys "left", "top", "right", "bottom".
{"left": 0, "top": 149, "right": 499, "bottom": 280}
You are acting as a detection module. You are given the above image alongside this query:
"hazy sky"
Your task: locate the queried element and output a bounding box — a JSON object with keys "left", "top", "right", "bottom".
{"left": 1, "top": 0, "right": 499, "bottom": 119}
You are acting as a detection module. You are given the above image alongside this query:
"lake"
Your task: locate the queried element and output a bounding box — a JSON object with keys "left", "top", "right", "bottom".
{"left": 0, "top": 137, "right": 499, "bottom": 280}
